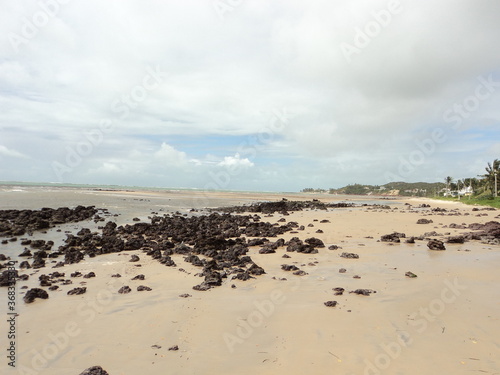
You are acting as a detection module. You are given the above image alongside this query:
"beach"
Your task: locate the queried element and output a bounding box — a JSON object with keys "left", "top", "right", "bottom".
{"left": 1, "top": 187, "right": 499, "bottom": 375}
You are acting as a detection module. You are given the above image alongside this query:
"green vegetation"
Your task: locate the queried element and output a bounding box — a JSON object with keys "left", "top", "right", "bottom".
{"left": 326, "top": 182, "right": 445, "bottom": 197}
{"left": 433, "top": 196, "right": 500, "bottom": 209}
{"left": 301, "top": 159, "right": 500, "bottom": 208}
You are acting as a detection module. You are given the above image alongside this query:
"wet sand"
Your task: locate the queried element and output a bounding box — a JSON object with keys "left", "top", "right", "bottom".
{"left": 1, "top": 192, "right": 500, "bottom": 375}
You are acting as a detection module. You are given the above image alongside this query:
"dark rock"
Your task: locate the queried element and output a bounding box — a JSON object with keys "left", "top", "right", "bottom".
{"left": 129, "top": 255, "right": 140, "bottom": 262}
{"left": 159, "top": 256, "right": 176, "bottom": 267}
{"left": 118, "top": 286, "right": 131, "bottom": 294}
{"left": 0, "top": 269, "right": 17, "bottom": 287}
{"left": 447, "top": 236, "right": 465, "bottom": 244}
{"left": 248, "top": 263, "right": 265, "bottom": 275}
{"left": 405, "top": 271, "right": 417, "bottom": 278}
{"left": 324, "top": 301, "right": 337, "bottom": 307}
{"left": 132, "top": 274, "right": 145, "bottom": 280}
{"left": 67, "top": 287, "right": 87, "bottom": 295}
{"left": 65, "top": 250, "right": 84, "bottom": 265}
{"left": 427, "top": 239, "right": 446, "bottom": 250}
{"left": 30, "top": 240, "right": 46, "bottom": 249}
{"left": 340, "top": 252, "right": 359, "bottom": 259}
{"left": 193, "top": 283, "right": 211, "bottom": 291}
{"left": 422, "top": 231, "right": 442, "bottom": 238}
{"left": 204, "top": 271, "right": 223, "bottom": 286}
{"left": 137, "top": 285, "right": 152, "bottom": 291}
{"left": 281, "top": 264, "right": 299, "bottom": 271}
{"left": 417, "top": 219, "right": 433, "bottom": 224}
{"left": 31, "top": 257, "right": 45, "bottom": 269}
{"left": 449, "top": 223, "right": 466, "bottom": 229}
{"left": 305, "top": 237, "right": 325, "bottom": 248}
{"left": 83, "top": 272, "right": 96, "bottom": 278}
{"left": 333, "top": 287, "right": 345, "bottom": 295}
{"left": 79, "top": 366, "right": 110, "bottom": 375}
{"left": 233, "top": 271, "right": 253, "bottom": 281}
{"left": 328, "top": 245, "right": 341, "bottom": 250}
{"left": 168, "top": 345, "right": 179, "bottom": 351}
{"left": 350, "top": 289, "right": 376, "bottom": 296}
{"left": 19, "top": 248, "right": 32, "bottom": 257}
{"left": 179, "top": 293, "right": 191, "bottom": 298}
{"left": 339, "top": 268, "right": 347, "bottom": 273}
{"left": 24, "top": 288, "right": 49, "bottom": 303}
{"left": 381, "top": 232, "right": 406, "bottom": 243}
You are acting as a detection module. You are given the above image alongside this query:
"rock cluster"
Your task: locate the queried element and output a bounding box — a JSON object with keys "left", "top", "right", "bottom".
{"left": 381, "top": 232, "right": 406, "bottom": 243}
{"left": 211, "top": 200, "right": 354, "bottom": 214}
{"left": 0, "top": 206, "right": 99, "bottom": 237}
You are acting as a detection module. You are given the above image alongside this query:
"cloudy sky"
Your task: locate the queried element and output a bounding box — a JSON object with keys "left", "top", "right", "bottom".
{"left": 1, "top": 0, "right": 499, "bottom": 192}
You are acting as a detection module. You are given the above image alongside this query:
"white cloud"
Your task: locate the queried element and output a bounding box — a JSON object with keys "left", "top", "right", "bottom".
{"left": 154, "top": 143, "right": 188, "bottom": 166}
{"left": 217, "top": 153, "right": 255, "bottom": 168}
{"left": 0, "top": 145, "right": 29, "bottom": 159}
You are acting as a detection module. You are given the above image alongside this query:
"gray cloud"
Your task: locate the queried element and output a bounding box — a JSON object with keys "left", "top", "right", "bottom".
{"left": 1, "top": 0, "right": 499, "bottom": 190}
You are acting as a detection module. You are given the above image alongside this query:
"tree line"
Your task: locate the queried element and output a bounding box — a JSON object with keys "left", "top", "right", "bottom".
{"left": 444, "top": 159, "right": 499, "bottom": 197}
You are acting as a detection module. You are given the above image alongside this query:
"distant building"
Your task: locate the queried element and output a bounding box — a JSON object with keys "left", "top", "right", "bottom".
{"left": 458, "top": 186, "right": 473, "bottom": 196}
{"left": 442, "top": 186, "right": 473, "bottom": 197}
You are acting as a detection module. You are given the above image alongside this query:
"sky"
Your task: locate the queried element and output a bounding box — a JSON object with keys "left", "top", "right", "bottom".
{"left": 1, "top": 0, "right": 499, "bottom": 192}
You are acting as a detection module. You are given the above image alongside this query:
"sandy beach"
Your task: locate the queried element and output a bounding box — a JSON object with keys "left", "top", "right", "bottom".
{"left": 1, "top": 189, "right": 499, "bottom": 375}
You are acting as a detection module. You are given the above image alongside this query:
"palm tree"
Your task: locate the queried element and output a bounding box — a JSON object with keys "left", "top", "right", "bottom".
{"left": 483, "top": 159, "right": 500, "bottom": 196}
{"left": 445, "top": 176, "right": 453, "bottom": 193}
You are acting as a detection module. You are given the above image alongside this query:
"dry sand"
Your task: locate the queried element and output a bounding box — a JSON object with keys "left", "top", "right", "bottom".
{"left": 2, "top": 195, "right": 500, "bottom": 375}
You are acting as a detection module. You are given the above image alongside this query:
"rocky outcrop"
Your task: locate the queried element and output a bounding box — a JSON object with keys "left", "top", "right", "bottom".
{"left": 24, "top": 288, "right": 49, "bottom": 303}
{"left": 427, "top": 239, "right": 446, "bottom": 250}
{"left": 381, "top": 232, "right": 406, "bottom": 243}
{"left": 0, "top": 206, "right": 99, "bottom": 237}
